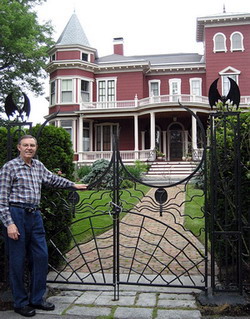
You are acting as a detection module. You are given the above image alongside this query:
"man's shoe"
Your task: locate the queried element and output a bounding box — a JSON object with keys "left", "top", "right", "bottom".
{"left": 30, "top": 301, "right": 55, "bottom": 311}
{"left": 14, "top": 305, "right": 36, "bottom": 317}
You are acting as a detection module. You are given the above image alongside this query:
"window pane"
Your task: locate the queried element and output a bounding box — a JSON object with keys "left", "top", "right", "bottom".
{"left": 50, "top": 81, "right": 55, "bottom": 104}
{"left": 232, "top": 33, "right": 242, "bottom": 50}
{"left": 150, "top": 82, "right": 159, "bottom": 96}
{"left": 96, "top": 126, "right": 101, "bottom": 151}
{"left": 62, "top": 79, "right": 72, "bottom": 90}
{"left": 62, "top": 92, "right": 72, "bottom": 102}
{"left": 81, "top": 80, "right": 89, "bottom": 102}
{"left": 222, "top": 75, "right": 237, "bottom": 95}
{"left": 83, "top": 129, "right": 90, "bottom": 151}
{"left": 82, "top": 53, "right": 88, "bottom": 61}
{"left": 103, "top": 126, "right": 111, "bottom": 151}
{"left": 191, "top": 80, "right": 201, "bottom": 95}
{"left": 215, "top": 34, "right": 225, "bottom": 51}
{"left": 107, "top": 80, "right": 115, "bottom": 101}
{"left": 98, "top": 81, "right": 106, "bottom": 102}
{"left": 61, "top": 79, "right": 73, "bottom": 102}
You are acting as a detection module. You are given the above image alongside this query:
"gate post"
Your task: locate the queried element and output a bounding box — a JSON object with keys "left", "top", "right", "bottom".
{"left": 209, "top": 111, "right": 243, "bottom": 293}
{"left": 111, "top": 133, "right": 121, "bottom": 301}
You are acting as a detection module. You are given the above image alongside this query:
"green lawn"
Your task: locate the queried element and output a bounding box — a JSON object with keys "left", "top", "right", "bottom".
{"left": 184, "top": 184, "right": 206, "bottom": 246}
{"left": 70, "top": 184, "right": 150, "bottom": 244}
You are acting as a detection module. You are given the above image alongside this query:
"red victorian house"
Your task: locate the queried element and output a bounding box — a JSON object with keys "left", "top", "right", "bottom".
{"left": 46, "top": 11, "right": 250, "bottom": 166}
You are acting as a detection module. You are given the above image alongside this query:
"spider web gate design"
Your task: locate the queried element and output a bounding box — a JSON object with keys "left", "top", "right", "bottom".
{"left": 47, "top": 108, "right": 209, "bottom": 299}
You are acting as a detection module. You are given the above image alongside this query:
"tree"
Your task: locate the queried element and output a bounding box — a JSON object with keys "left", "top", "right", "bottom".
{"left": 0, "top": 0, "right": 54, "bottom": 113}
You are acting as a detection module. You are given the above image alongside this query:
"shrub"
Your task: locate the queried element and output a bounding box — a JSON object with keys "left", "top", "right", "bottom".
{"left": 207, "top": 111, "right": 250, "bottom": 285}
{"left": 82, "top": 159, "right": 113, "bottom": 189}
{"left": 76, "top": 165, "right": 91, "bottom": 180}
{"left": 124, "top": 160, "right": 150, "bottom": 181}
{"left": 31, "top": 125, "right": 75, "bottom": 267}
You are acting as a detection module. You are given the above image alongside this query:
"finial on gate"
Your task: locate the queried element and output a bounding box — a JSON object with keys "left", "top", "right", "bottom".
{"left": 208, "top": 77, "right": 240, "bottom": 111}
{"left": 4, "top": 91, "right": 31, "bottom": 121}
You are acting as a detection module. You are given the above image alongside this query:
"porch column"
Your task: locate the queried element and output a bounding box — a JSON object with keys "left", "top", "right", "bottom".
{"left": 150, "top": 112, "right": 156, "bottom": 150}
{"left": 72, "top": 119, "right": 77, "bottom": 153}
{"left": 141, "top": 131, "right": 145, "bottom": 150}
{"left": 78, "top": 116, "right": 83, "bottom": 155}
{"left": 89, "top": 121, "right": 93, "bottom": 151}
{"left": 192, "top": 112, "right": 198, "bottom": 151}
{"left": 134, "top": 114, "right": 139, "bottom": 159}
{"left": 162, "top": 130, "right": 167, "bottom": 159}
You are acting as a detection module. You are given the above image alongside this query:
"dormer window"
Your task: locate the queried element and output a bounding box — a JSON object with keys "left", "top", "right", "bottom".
{"left": 82, "top": 52, "right": 88, "bottom": 61}
{"left": 230, "top": 32, "right": 244, "bottom": 52}
{"left": 213, "top": 33, "right": 227, "bottom": 52}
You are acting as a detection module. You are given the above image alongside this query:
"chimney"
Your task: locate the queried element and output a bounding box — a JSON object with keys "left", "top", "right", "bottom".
{"left": 113, "top": 37, "right": 124, "bottom": 55}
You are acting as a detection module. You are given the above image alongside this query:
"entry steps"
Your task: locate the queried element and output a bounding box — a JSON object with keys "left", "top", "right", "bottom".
{"left": 143, "top": 161, "right": 198, "bottom": 184}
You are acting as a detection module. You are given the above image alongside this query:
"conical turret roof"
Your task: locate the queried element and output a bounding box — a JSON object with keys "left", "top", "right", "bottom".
{"left": 56, "top": 13, "right": 90, "bottom": 46}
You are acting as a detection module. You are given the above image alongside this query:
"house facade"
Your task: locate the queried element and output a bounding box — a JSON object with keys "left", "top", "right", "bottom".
{"left": 46, "top": 11, "right": 250, "bottom": 164}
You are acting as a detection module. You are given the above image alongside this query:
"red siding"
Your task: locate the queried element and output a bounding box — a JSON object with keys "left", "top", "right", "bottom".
{"left": 49, "top": 105, "right": 79, "bottom": 115}
{"left": 50, "top": 69, "right": 94, "bottom": 80}
{"left": 57, "top": 50, "right": 80, "bottom": 60}
{"left": 205, "top": 24, "right": 250, "bottom": 95}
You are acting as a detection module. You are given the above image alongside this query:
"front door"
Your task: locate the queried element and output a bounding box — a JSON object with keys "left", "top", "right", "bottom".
{"left": 170, "top": 130, "right": 183, "bottom": 161}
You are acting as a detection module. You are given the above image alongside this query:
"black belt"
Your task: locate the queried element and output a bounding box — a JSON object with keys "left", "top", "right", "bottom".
{"left": 9, "top": 202, "right": 40, "bottom": 213}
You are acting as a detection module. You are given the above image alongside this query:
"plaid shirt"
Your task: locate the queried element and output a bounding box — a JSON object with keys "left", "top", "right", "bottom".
{"left": 0, "top": 156, "right": 74, "bottom": 227}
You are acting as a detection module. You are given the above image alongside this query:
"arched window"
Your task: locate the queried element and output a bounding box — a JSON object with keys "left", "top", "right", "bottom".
{"left": 230, "top": 32, "right": 244, "bottom": 52}
{"left": 213, "top": 33, "right": 227, "bottom": 52}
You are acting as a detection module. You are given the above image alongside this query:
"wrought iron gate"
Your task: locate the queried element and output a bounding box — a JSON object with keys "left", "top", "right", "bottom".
{"left": 209, "top": 110, "right": 250, "bottom": 294}
{"left": 1, "top": 92, "right": 248, "bottom": 298}
{"left": 46, "top": 108, "right": 209, "bottom": 299}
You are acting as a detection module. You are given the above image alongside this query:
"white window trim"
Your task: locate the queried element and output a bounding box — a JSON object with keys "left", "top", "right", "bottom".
{"left": 81, "top": 51, "right": 89, "bottom": 62}
{"left": 78, "top": 77, "right": 94, "bottom": 103}
{"left": 189, "top": 78, "right": 202, "bottom": 96}
{"left": 49, "top": 80, "right": 56, "bottom": 106}
{"left": 149, "top": 80, "right": 161, "bottom": 97}
{"left": 59, "top": 77, "right": 75, "bottom": 104}
{"left": 230, "top": 31, "right": 244, "bottom": 52}
{"left": 218, "top": 68, "right": 240, "bottom": 96}
{"left": 213, "top": 32, "right": 227, "bottom": 53}
{"left": 95, "top": 122, "right": 119, "bottom": 151}
{"left": 96, "top": 77, "right": 117, "bottom": 102}
{"left": 169, "top": 79, "right": 181, "bottom": 96}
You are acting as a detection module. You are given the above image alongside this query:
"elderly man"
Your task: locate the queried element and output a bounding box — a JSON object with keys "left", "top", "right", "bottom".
{"left": 0, "top": 135, "right": 87, "bottom": 317}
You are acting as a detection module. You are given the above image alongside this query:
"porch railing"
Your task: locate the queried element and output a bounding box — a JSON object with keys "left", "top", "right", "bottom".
{"left": 77, "top": 149, "right": 203, "bottom": 164}
{"left": 80, "top": 94, "right": 250, "bottom": 111}
{"left": 80, "top": 94, "right": 210, "bottom": 110}
{"left": 78, "top": 150, "right": 152, "bottom": 163}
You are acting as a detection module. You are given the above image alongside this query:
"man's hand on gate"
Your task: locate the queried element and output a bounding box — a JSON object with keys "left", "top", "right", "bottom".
{"left": 73, "top": 184, "right": 88, "bottom": 190}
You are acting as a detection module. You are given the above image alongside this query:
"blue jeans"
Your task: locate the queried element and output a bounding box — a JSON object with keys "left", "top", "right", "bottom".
{"left": 5, "top": 205, "right": 48, "bottom": 308}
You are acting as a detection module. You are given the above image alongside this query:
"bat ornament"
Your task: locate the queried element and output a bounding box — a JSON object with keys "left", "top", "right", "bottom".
{"left": 4, "top": 92, "right": 31, "bottom": 121}
{"left": 208, "top": 77, "right": 240, "bottom": 111}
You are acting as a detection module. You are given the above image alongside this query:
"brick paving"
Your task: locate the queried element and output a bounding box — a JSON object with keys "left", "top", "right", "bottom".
{"left": 56, "top": 185, "right": 208, "bottom": 286}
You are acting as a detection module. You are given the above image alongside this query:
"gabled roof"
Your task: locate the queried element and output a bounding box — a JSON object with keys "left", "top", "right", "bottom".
{"left": 56, "top": 13, "right": 90, "bottom": 47}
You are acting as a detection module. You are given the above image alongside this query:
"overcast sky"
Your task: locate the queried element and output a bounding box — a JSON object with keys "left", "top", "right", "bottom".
{"left": 29, "top": 0, "right": 250, "bottom": 124}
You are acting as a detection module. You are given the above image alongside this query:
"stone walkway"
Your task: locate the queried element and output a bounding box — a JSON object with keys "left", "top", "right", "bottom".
{"left": 49, "top": 185, "right": 209, "bottom": 289}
